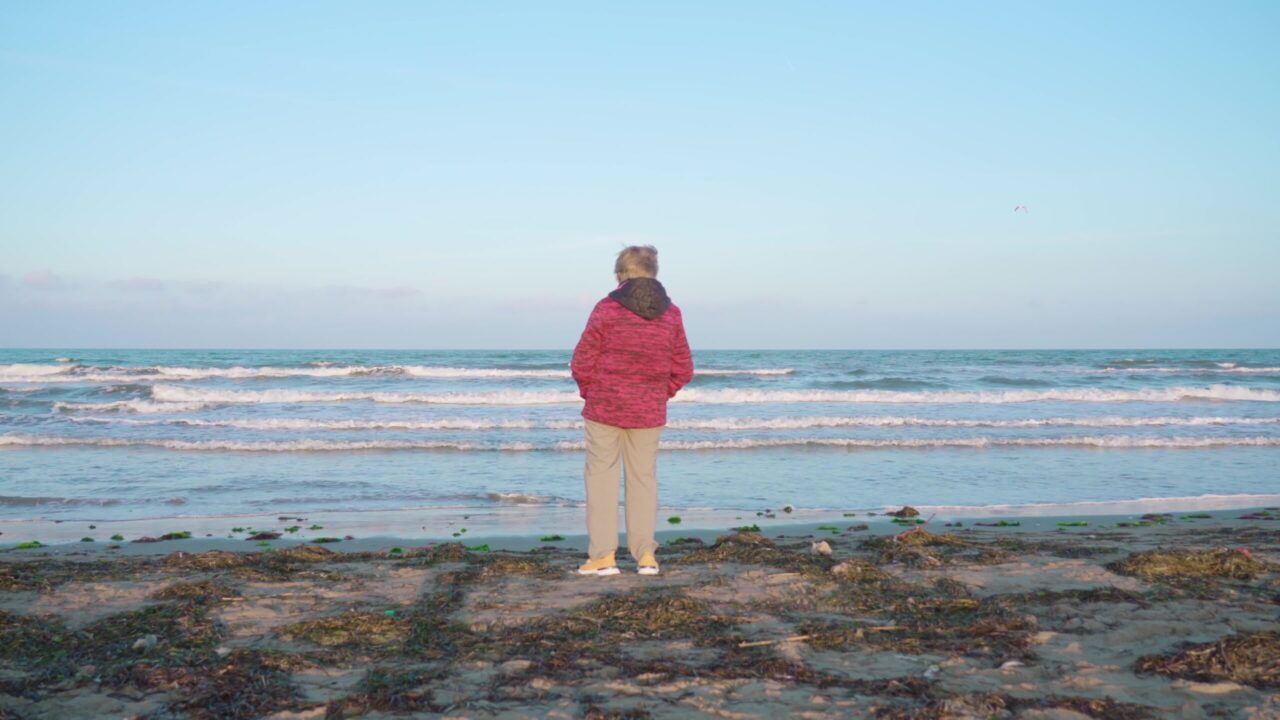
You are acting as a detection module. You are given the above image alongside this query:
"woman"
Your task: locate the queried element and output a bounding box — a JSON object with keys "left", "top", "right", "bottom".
{"left": 570, "top": 245, "right": 693, "bottom": 576}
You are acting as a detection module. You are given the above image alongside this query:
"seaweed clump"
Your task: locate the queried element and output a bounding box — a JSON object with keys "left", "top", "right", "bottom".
{"left": 279, "top": 609, "right": 405, "bottom": 650}
{"left": 675, "top": 532, "right": 832, "bottom": 577}
{"left": 1136, "top": 632, "right": 1280, "bottom": 689}
{"left": 1108, "top": 548, "right": 1267, "bottom": 581}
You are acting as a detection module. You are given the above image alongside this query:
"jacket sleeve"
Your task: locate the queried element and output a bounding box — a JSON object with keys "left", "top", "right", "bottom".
{"left": 571, "top": 305, "right": 605, "bottom": 399}
{"left": 667, "top": 314, "right": 694, "bottom": 398}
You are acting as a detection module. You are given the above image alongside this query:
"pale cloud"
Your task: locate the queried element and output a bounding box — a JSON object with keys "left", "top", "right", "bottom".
{"left": 319, "top": 284, "right": 424, "bottom": 299}
{"left": 108, "top": 277, "right": 166, "bottom": 292}
{"left": 22, "top": 270, "right": 64, "bottom": 291}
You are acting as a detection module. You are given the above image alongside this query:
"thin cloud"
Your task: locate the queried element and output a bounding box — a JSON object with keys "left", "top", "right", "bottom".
{"left": 108, "top": 277, "right": 166, "bottom": 292}
{"left": 22, "top": 270, "right": 64, "bottom": 291}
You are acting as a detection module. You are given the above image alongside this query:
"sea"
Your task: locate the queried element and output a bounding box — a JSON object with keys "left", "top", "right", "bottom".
{"left": 1, "top": 349, "right": 1278, "bottom": 524}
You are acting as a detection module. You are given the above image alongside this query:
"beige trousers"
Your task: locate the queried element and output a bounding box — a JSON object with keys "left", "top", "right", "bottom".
{"left": 583, "top": 418, "right": 663, "bottom": 561}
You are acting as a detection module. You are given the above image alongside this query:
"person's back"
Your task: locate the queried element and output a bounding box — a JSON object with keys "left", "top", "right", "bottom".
{"left": 574, "top": 277, "right": 690, "bottom": 430}
{"left": 571, "top": 246, "right": 693, "bottom": 576}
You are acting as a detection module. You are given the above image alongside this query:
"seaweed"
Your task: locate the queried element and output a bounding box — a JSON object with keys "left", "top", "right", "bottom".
{"left": 1108, "top": 548, "right": 1267, "bottom": 580}
{"left": 675, "top": 532, "right": 833, "bottom": 577}
{"left": 1136, "top": 632, "right": 1280, "bottom": 689}
{"left": 279, "top": 609, "right": 406, "bottom": 650}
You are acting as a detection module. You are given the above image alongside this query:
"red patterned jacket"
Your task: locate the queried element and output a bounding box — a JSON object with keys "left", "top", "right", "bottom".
{"left": 571, "top": 278, "right": 694, "bottom": 429}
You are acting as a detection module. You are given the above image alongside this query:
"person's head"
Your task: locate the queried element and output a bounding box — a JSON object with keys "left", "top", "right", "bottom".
{"left": 614, "top": 245, "right": 659, "bottom": 282}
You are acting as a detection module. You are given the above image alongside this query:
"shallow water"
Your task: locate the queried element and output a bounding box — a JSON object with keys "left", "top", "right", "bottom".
{"left": 1, "top": 349, "right": 1277, "bottom": 520}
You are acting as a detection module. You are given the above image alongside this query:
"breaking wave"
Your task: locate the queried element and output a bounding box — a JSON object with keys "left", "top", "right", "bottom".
{"left": 65, "top": 415, "right": 1280, "bottom": 431}
{"left": 3, "top": 433, "right": 1278, "bottom": 452}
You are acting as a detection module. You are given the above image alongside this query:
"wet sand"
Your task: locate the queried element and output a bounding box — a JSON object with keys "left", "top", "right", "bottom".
{"left": 1, "top": 509, "right": 1278, "bottom": 718}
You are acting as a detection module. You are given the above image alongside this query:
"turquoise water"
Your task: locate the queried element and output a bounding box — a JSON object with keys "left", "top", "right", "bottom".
{"left": 1, "top": 349, "right": 1278, "bottom": 520}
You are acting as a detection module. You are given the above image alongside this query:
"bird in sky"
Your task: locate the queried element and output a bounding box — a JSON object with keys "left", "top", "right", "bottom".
{"left": 1013, "top": 205, "right": 1028, "bottom": 213}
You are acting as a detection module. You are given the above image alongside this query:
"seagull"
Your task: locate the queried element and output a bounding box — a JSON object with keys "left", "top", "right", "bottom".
{"left": 1013, "top": 205, "right": 1028, "bottom": 213}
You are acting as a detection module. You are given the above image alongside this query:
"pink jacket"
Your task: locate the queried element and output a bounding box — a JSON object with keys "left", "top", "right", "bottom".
{"left": 571, "top": 278, "right": 694, "bottom": 429}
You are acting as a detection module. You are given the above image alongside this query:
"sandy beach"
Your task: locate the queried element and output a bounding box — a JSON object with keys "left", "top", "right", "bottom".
{"left": 1, "top": 508, "right": 1277, "bottom": 719}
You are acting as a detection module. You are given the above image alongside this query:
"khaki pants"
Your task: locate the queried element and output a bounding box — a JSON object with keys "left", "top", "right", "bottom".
{"left": 583, "top": 418, "right": 663, "bottom": 561}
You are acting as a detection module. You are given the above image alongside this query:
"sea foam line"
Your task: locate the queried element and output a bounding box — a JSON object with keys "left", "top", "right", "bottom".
{"left": 65, "top": 415, "right": 1280, "bottom": 431}
{"left": 3, "top": 433, "right": 1278, "bottom": 452}
{"left": 0, "top": 363, "right": 791, "bottom": 382}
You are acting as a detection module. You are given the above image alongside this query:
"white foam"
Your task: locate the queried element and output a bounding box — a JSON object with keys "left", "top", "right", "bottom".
{"left": 70, "top": 416, "right": 551, "bottom": 431}
{"left": 668, "top": 415, "right": 1280, "bottom": 430}
{"left": 0, "top": 363, "right": 793, "bottom": 382}
{"left": 1100, "top": 366, "right": 1280, "bottom": 374}
{"left": 0, "top": 434, "right": 537, "bottom": 452}
{"left": 147, "top": 384, "right": 584, "bottom": 406}
{"left": 674, "top": 385, "right": 1280, "bottom": 404}
{"left": 907, "top": 493, "right": 1280, "bottom": 517}
{"left": 52, "top": 400, "right": 215, "bottom": 414}
{"left": 0, "top": 363, "right": 72, "bottom": 378}
{"left": 6, "top": 433, "right": 1275, "bottom": 452}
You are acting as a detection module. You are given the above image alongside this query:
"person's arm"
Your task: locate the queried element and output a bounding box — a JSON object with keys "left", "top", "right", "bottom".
{"left": 668, "top": 315, "right": 693, "bottom": 398}
{"left": 571, "top": 305, "right": 605, "bottom": 399}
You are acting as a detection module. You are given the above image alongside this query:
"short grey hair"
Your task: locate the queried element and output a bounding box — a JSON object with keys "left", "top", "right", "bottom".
{"left": 614, "top": 245, "right": 658, "bottom": 281}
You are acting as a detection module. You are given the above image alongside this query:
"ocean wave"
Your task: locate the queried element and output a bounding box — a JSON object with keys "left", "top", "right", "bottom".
{"left": 53, "top": 400, "right": 215, "bottom": 414}
{"left": 905, "top": 493, "right": 1280, "bottom": 517}
{"left": 0, "top": 495, "right": 123, "bottom": 507}
{"left": 1098, "top": 366, "right": 1280, "bottom": 374}
{"left": 149, "top": 385, "right": 584, "bottom": 405}
{"left": 0, "top": 363, "right": 792, "bottom": 383}
{"left": 66, "top": 414, "right": 1280, "bottom": 431}
{"left": 4, "top": 433, "right": 1278, "bottom": 452}
{"left": 675, "top": 385, "right": 1280, "bottom": 404}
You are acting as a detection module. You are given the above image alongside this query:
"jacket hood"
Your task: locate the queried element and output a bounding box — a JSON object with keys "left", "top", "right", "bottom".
{"left": 608, "top": 278, "right": 671, "bottom": 320}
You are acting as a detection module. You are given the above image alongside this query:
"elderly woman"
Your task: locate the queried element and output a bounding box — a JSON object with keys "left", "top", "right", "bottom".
{"left": 570, "top": 245, "right": 694, "bottom": 576}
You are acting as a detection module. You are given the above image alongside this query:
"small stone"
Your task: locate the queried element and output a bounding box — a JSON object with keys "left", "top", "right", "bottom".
{"left": 889, "top": 506, "right": 920, "bottom": 518}
{"left": 215, "top": 646, "right": 232, "bottom": 657}
{"left": 999, "top": 660, "right": 1024, "bottom": 670}
{"left": 132, "top": 634, "right": 158, "bottom": 652}
{"left": 811, "top": 541, "right": 832, "bottom": 556}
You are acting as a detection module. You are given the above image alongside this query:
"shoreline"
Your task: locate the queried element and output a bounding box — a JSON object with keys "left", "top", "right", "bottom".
{"left": 3, "top": 498, "right": 1277, "bottom": 555}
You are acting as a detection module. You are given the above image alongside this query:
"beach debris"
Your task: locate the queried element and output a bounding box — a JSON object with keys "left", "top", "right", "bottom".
{"left": 280, "top": 609, "right": 405, "bottom": 649}
{"left": 308, "top": 524, "right": 324, "bottom": 530}
{"left": 284, "top": 526, "right": 301, "bottom": 533}
{"left": 733, "top": 524, "right": 762, "bottom": 533}
{"left": 667, "top": 515, "right": 682, "bottom": 524}
{"left": 848, "top": 524, "right": 870, "bottom": 532}
{"left": 389, "top": 547, "right": 404, "bottom": 555}
{"left": 133, "top": 531, "right": 192, "bottom": 543}
{"left": 312, "top": 537, "right": 343, "bottom": 544}
{"left": 1109, "top": 547, "right": 1268, "bottom": 580}
{"left": 152, "top": 579, "right": 240, "bottom": 603}
{"left": 14, "top": 541, "right": 44, "bottom": 549}
{"left": 80, "top": 537, "right": 94, "bottom": 542}
{"left": 131, "top": 633, "right": 158, "bottom": 652}
{"left": 888, "top": 506, "right": 920, "bottom": 518}
{"left": 811, "top": 541, "right": 832, "bottom": 556}
{"left": 667, "top": 537, "right": 703, "bottom": 546}
{"left": 1137, "top": 632, "right": 1280, "bottom": 689}
{"left": 830, "top": 560, "right": 890, "bottom": 583}
{"left": 784, "top": 505, "right": 794, "bottom": 513}
{"left": 923, "top": 664, "right": 941, "bottom": 679}
{"left": 247, "top": 531, "right": 281, "bottom": 541}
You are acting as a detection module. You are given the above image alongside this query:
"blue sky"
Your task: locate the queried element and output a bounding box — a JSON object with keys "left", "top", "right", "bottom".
{"left": 2, "top": 1, "right": 1277, "bottom": 348}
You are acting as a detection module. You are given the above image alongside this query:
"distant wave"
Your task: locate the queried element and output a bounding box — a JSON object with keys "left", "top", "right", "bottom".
{"left": 1098, "top": 366, "right": 1280, "bottom": 375}
{"left": 53, "top": 400, "right": 215, "bottom": 414}
{"left": 66, "top": 414, "right": 1280, "bottom": 431}
{"left": 676, "top": 385, "right": 1280, "bottom": 404}
{"left": 0, "top": 494, "right": 123, "bottom": 507}
{"left": 0, "top": 363, "right": 791, "bottom": 382}
{"left": 4, "top": 433, "right": 1278, "bottom": 452}
{"left": 148, "top": 385, "right": 584, "bottom": 406}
